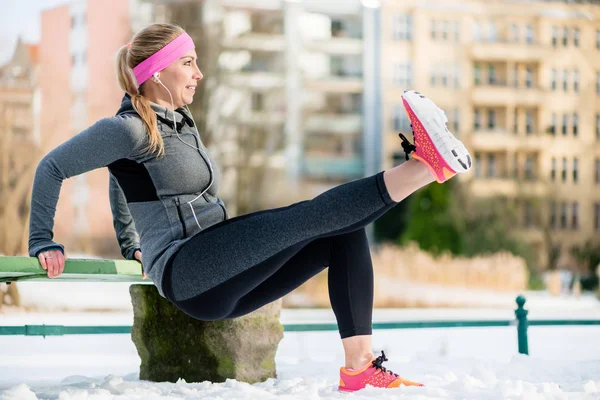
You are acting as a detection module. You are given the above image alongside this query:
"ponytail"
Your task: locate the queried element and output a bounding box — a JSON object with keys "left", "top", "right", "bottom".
{"left": 116, "top": 44, "right": 165, "bottom": 158}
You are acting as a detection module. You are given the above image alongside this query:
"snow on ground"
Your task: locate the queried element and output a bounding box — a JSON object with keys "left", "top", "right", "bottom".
{"left": 1, "top": 284, "right": 600, "bottom": 399}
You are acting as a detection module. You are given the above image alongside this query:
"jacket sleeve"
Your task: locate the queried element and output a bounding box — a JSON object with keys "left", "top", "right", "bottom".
{"left": 28, "top": 115, "right": 146, "bottom": 257}
{"left": 109, "top": 172, "right": 141, "bottom": 260}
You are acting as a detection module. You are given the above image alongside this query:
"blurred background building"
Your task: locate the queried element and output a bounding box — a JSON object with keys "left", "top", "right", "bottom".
{"left": 381, "top": 0, "right": 600, "bottom": 269}
{"left": 4, "top": 0, "right": 600, "bottom": 274}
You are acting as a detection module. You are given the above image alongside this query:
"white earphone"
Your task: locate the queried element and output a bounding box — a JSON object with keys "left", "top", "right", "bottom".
{"left": 152, "top": 70, "right": 215, "bottom": 230}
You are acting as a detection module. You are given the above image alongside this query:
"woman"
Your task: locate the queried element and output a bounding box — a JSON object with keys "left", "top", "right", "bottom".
{"left": 28, "top": 23, "right": 471, "bottom": 392}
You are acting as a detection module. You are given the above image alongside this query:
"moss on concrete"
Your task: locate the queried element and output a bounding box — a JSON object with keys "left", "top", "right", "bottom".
{"left": 130, "top": 284, "right": 283, "bottom": 383}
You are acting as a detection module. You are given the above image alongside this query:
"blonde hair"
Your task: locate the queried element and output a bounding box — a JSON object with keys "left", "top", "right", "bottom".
{"left": 116, "top": 23, "right": 186, "bottom": 158}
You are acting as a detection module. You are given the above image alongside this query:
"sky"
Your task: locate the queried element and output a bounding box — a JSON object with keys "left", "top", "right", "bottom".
{"left": 0, "top": 0, "right": 68, "bottom": 65}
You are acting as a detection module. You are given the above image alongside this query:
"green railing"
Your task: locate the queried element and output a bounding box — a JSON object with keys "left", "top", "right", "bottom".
{"left": 2, "top": 296, "right": 600, "bottom": 356}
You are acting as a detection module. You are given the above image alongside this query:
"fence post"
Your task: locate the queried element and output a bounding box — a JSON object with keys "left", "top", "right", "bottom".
{"left": 515, "top": 295, "right": 529, "bottom": 355}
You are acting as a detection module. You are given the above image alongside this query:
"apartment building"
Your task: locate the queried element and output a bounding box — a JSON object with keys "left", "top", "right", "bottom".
{"left": 382, "top": 0, "right": 600, "bottom": 268}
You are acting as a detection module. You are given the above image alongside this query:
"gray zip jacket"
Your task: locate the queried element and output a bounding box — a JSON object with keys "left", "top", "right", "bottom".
{"left": 28, "top": 94, "right": 227, "bottom": 297}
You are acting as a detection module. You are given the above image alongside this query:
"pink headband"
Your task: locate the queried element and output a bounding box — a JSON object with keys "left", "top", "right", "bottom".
{"left": 132, "top": 32, "right": 195, "bottom": 86}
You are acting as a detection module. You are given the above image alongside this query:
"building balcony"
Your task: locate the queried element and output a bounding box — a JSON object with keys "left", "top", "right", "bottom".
{"left": 222, "top": 33, "right": 285, "bottom": 52}
{"left": 303, "top": 155, "right": 364, "bottom": 180}
{"left": 304, "top": 38, "right": 362, "bottom": 55}
{"left": 472, "top": 84, "right": 546, "bottom": 106}
{"left": 304, "top": 113, "right": 361, "bottom": 134}
{"left": 304, "top": 76, "right": 363, "bottom": 93}
{"left": 469, "top": 177, "right": 550, "bottom": 197}
{"left": 225, "top": 71, "right": 284, "bottom": 89}
{"left": 470, "top": 40, "right": 550, "bottom": 62}
{"left": 222, "top": 109, "right": 285, "bottom": 126}
{"left": 469, "top": 130, "right": 548, "bottom": 151}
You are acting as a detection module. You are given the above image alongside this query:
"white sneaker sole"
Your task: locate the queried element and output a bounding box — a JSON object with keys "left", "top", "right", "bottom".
{"left": 401, "top": 90, "right": 472, "bottom": 173}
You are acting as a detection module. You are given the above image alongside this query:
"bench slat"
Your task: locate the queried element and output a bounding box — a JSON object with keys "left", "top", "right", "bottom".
{"left": 0, "top": 256, "right": 145, "bottom": 283}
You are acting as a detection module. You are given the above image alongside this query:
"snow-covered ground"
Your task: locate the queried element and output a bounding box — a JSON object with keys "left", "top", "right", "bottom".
{"left": 1, "top": 287, "right": 600, "bottom": 399}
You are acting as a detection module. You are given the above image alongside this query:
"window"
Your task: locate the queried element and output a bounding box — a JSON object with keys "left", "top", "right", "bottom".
{"left": 574, "top": 28, "right": 580, "bottom": 47}
{"left": 453, "top": 109, "right": 460, "bottom": 133}
{"left": 488, "top": 65, "right": 496, "bottom": 84}
{"left": 526, "top": 24, "right": 534, "bottom": 44}
{"left": 513, "top": 153, "right": 519, "bottom": 178}
{"left": 573, "top": 113, "right": 579, "bottom": 136}
{"left": 251, "top": 92, "right": 264, "bottom": 111}
{"left": 573, "top": 70, "right": 579, "bottom": 93}
{"left": 453, "top": 65, "right": 460, "bottom": 88}
{"left": 560, "top": 202, "right": 568, "bottom": 229}
{"left": 472, "top": 21, "right": 482, "bottom": 42}
{"left": 551, "top": 113, "right": 557, "bottom": 135}
{"left": 441, "top": 67, "right": 448, "bottom": 87}
{"left": 430, "top": 20, "right": 437, "bottom": 39}
{"left": 552, "top": 26, "right": 558, "bottom": 47}
{"left": 474, "top": 153, "right": 482, "bottom": 177}
{"left": 563, "top": 70, "right": 568, "bottom": 92}
{"left": 525, "top": 155, "right": 534, "bottom": 180}
{"left": 442, "top": 20, "right": 449, "bottom": 40}
{"left": 514, "top": 109, "right": 519, "bottom": 133}
{"left": 551, "top": 157, "right": 556, "bottom": 181}
{"left": 562, "top": 114, "right": 568, "bottom": 135}
{"left": 393, "top": 63, "right": 412, "bottom": 88}
{"left": 572, "top": 201, "right": 579, "bottom": 230}
{"left": 488, "top": 22, "right": 497, "bottom": 42}
{"left": 511, "top": 24, "right": 519, "bottom": 42}
{"left": 393, "top": 14, "right": 413, "bottom": 40}
{"left": 551, "top": 69, "right": 557, "bottom": 91}
{"left": 597, "top": 29, "right": 600, "bottom": 50}
{"left": 597, "top": 114, "right": 600, "bottom": 139}
{"left": 526, "top": 110, "right": 534, "bottom": 134}
{"left": 562, "top": 157, "right": 568, "bottom": 182}
{"left": 513, "top": 64, "right": 519, "bottom": 87}
{"left": 392, "top": 104, "right": 410, "bottom": 131}
{"left": 525, "top": 67, "right": 533, "bottom": 88}
{"left": 488, "top": 109, "right": 496, "bottom": 130}
{"left": 595, "top": 203, "right": 600, "bottom": 232}
{"left": 524, "top": 200, "right": 534, "bottom": 228}
{"left": 488, "top": 153, "right": 496, "bottom": 177}
{"left": 563, "top": 26, "right": 568, "bottom": 46}
{"left": 474, "top": 109, "right": 481, "bottom": 130}
{"left": 550, "top": 201, "right": 557, "bottom": 229}
{"left": 597, "top": 72, "right": 600, "bottom": 95}
{"left": 430, "top": 65, "right": 437, "bottom": 86}
{"left": 595, "top": 158, "right": 600, "bottom": 184}
{"left": 453, "top": 21, "right": 460, "bottom": 42}
{"left": 474, "top": 63, "right": 481, "bottom": 85}
{"left": 573, "top": 157, "right": 579, "bottom": 183}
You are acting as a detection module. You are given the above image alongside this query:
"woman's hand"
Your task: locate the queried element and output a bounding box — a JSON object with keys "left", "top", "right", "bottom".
{"left": 134, "top": 250, "right": 147, "bottom": 280}
{"left": 38, "top": 249, "right": 67, "bottom": 278}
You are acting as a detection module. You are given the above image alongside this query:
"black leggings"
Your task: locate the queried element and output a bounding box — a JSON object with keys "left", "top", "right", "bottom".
{"left": 163, "top": 172, "right": 397, "bottom": 338}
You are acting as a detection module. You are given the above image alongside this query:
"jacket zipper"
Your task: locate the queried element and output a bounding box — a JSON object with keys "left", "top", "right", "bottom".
{"left": 174, "top": 198, "right": 187, "bottom": 237}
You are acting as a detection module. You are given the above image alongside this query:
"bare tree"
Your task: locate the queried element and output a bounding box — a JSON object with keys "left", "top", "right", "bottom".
{"left": 0, "top": 106, "right": 53, "bottom": 307}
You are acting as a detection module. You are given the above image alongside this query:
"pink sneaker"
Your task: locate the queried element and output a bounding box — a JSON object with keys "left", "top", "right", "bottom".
{"left": 399, "top": 90, "right": 472, "bottom": 183}
{"left": 338, "top": 351, "right": 424, "bottom": 392}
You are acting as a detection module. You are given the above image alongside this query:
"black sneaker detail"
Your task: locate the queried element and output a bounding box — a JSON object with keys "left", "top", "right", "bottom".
{"left": 372, "top": 351, "right": 399, "bottom": 377}
{"left": 398, "top": 133, "right": 416, "bottom": 161}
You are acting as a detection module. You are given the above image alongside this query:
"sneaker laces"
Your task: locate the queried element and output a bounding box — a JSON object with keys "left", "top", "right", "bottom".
{"left": 371, "top": 351, "right": 399, "bottom": 377}
{"left": 398, "top": 132, "right": 416, "bottom": 161}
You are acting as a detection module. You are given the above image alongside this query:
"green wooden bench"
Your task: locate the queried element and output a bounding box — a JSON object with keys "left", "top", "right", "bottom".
{"left": 0, "top": 255, "right": 283, "bottom": 384}
{"left": 0, "top": 256, "right": 146, "bottom": 283}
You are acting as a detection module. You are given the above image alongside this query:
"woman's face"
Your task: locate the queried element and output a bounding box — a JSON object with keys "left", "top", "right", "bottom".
{"left": 156, "top": 48, "right": 203, "bottom": 108}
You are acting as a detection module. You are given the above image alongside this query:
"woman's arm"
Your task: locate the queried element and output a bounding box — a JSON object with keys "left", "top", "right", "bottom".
{"left": 28, "top": 115, "right": 146, "bottom": 257}
{"left": 109, "top": 172, "right": 141, "bottom": 260}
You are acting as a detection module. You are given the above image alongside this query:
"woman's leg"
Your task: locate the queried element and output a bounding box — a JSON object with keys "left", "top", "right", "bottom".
{"left": 165, "top": 228, "right": 376, "bottom": 369}
{"left": 166, "top": 160, "right": 434, "bottom": 303}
